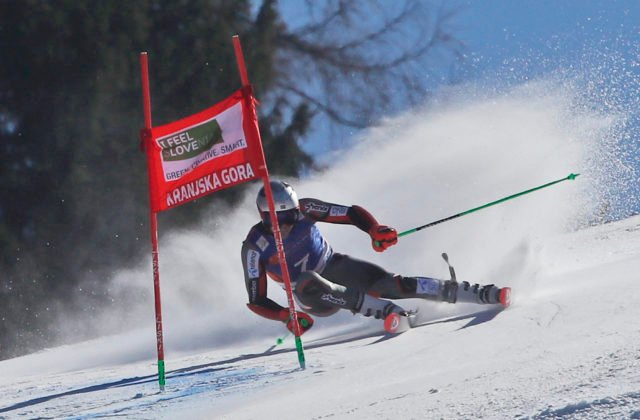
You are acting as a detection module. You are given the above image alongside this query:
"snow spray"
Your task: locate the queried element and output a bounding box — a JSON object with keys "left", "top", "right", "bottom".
{"left": 62, "top": 75, "right": 634, "bottom": 367}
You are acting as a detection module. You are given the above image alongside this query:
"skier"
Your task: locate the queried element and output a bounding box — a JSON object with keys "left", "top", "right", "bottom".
{"left": 241, "top": 180, "right": 510, "bottom": 335}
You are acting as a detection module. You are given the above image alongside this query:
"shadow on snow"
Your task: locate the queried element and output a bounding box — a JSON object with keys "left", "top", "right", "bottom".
{"left": 0, "top": 307, "right": 502, "bottom": 415}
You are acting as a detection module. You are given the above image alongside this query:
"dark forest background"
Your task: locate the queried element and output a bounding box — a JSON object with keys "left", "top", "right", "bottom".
{"left": 0, "top": 0, "right": 463, "bottom": 360}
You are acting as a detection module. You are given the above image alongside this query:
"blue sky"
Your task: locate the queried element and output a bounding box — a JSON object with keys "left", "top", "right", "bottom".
{"left": 278, "top": 1, "right": 639, "bottom": 216}
{"left": 456, "top": 0, "right": 638, "bottom": 79}
{"left": 456, "top": 0, "right": 639, "bottom": 217}
{"left": 280, "top": 0, "right": 639, "bottom": 145}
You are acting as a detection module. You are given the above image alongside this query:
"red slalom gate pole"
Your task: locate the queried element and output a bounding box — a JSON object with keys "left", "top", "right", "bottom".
{"left": 139, "top": 52, "right": 166, "bottom": 389}
{"left": 232, "top": 35, "right": 306, "bottom": 369}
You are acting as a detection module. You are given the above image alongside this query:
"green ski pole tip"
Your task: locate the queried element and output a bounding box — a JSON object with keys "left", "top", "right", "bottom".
{"left": 568, "top": 173, "right": 580, "bottom": 180}
{"left": 276, "top": 337, "right": 285, "bottom": 345}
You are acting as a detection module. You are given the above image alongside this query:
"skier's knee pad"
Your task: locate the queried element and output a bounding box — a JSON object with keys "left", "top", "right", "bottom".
{"left": 294, "top": 271, "right": 340, "bottom": 317}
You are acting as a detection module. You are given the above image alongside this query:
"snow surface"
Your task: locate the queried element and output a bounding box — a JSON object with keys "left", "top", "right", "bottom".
{"left": 1, "top": 79, "right": 639, "bottom": 419}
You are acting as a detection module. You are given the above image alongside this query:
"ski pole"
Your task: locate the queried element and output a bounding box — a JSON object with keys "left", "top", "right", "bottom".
{"left": 275, "top": 332, "right": 292, "bottom": 346}
{"left": 382, "top": 173, "right": 580, "bottom": 243}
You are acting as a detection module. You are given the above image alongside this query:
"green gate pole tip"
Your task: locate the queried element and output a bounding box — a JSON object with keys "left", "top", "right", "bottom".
{"left": 294, "top": 336, "right": 306, "bottom": 370}
{"left": 568, "top": 173, "right": 580, "bottom": 180}
{"left": 158, "top": 359, "right": 166, "bottom": 390}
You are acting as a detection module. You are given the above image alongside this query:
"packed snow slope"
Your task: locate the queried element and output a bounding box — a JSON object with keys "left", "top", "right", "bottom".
{"left": 1, "top": 78, "right": 638, "bottom": 419}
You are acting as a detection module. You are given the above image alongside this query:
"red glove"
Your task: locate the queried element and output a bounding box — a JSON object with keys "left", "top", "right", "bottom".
{"left": 279, "top": 309, "right": 314, "bottom": 336}
{"left": 369, "top": 224, "right": 398, "bottom": 252}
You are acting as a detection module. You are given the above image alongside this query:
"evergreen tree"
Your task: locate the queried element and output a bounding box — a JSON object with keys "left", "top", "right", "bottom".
{"left": 0, "top": 0, "right": 460, "bottom": 359}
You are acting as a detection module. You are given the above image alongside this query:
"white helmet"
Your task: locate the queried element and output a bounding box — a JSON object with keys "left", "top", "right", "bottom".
{"left": 256, "top": 180, "right": 300, "bottom": 226}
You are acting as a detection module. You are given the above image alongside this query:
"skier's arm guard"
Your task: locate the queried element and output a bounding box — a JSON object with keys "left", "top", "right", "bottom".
{"left": 343, "top": 205, "right": 398, "bottom": 250}
{"left": 299, "top": 198, "right": 397, "bottom": 251}
{"left": 241, "top": 241, "right": 288, "bottom": 321}
{"left": 299, "top": 198, "right": 378, "bottom": 233}
{"left": 247, "top": 301, "right": 288, "bottom": 321}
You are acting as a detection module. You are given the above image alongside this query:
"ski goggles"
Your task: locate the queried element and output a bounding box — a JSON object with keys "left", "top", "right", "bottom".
{"left": 261, "top": 208, "right": 299, "bottom": 227}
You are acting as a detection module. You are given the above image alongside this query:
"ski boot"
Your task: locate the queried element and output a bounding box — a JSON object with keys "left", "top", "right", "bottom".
{"left": 440, "top": 253, "right": 511, "bottom": 308}
{"left": 454, "top": 281, "right": 511, "bottom": 307}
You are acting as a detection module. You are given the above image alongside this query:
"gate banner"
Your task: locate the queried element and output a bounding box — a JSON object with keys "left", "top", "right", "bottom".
{"left": 142, "top": 88, "right": 263, "bottom": 212}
